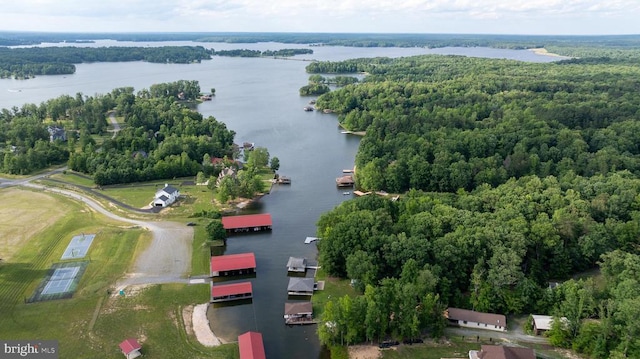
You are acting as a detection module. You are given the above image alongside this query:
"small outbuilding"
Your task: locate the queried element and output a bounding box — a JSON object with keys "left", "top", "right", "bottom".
{"left": 211, "top": 281, "right": 253, "bottom": 302}
{"left": 287, "top": 277, "right": 315, "bottom": 296}
{"left": 119, "top": 338, "right": 142, "bottom": 359}
{"left": 531, "top": 315, "right": 568, "bottom": 335}
{"left": 286, "top": 257, "right": 307, "bottom": 273}
{"left": 221, "top": 214, "right": 273, "bottom": 233}
{"left": 211, "top": 252, "right": 257, "bottom": 277}
{"left": 238, "top": 331, "right": 266, "bottom": 359}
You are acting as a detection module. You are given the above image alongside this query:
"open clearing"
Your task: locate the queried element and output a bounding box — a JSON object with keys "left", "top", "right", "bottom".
{"left": 0, "top": 188, "right": 73, "bottom": 261}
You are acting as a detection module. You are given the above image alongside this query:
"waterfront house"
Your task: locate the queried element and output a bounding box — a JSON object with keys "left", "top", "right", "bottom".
{"left": 469, "top": 345, "right": 535, "bottom": 359}
{"left": 445, "top": 307, "right": 506, "bottom": 332}
{"left": 287, "top": 277, "right": 315, "bottom": 296}
{"left": 211, "top": 281, "right": 253, "bottom": 302}
{"left": 152, "top": 184, "right": 180, "bottom": 207}
{"left": 238, "top": 331, "right": 266, "bottom": 359}
{"left": 221, "top": 214, "right": 273, "bottom": 234}
{"left": 210, "top": 252, "right": 256, "bottom": 277}
{"left": 286, "top": 257, "right": 307, "bottom": 273}
{"left": 118, "top": 338, "right": 142, "bottom": 359}
{"left": 284, "top": 301, "right": 314, "bottom": 324}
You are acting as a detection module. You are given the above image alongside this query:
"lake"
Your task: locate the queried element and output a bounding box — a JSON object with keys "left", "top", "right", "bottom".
{"left": 0, "top": 42, "right": 565, "bottom": 358}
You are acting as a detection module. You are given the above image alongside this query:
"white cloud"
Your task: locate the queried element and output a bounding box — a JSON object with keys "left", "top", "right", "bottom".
{"left": 0, "top": 0, "right": 638, "bottom": 34}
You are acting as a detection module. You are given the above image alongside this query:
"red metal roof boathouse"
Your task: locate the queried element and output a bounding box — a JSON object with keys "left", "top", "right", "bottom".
{"left": 222, "top": 213, "right": 272, "bottom": 233}
{"left": 238, "top": 331, "right": 266, "bottom": 359}
{"left": 210, "top": 252, "right": 257, "bottom": 277}
{"left": 211, "top": 281, "right": 253, "bottom": 302}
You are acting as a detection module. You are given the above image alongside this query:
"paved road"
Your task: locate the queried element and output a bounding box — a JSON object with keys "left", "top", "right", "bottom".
{"left": 445, "top": 326, "right": 549, "bottom": 345}
{"left": 0, "top": 167, "right": 67, "bottom": 189}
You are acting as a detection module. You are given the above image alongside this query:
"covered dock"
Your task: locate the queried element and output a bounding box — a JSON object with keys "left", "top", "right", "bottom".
{"left": 211, "top": 281, "right": 253, "bottom": 302}
{"left": 287, "top": 277, "right": 315, "bottom": 296}
{"left": 336, "top": 175, "right": 355, "bottom": 187}
{"left": 238, "top": 331, "right": 266, "bottom": 359}
{"left": 284, "top": 301, "right": 316, "bottom": 325}
{"left": 222, "top": 214, "right": 272, "bottom": 234}
{"left": 211, "top": 252, "right": 256, "bottom": 277}
{"left": 286, "top": 257, "right": 307, "bottom": 272}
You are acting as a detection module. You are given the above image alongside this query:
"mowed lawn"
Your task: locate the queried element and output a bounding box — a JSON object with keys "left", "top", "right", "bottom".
{"left": 0, "top": 188, "right": 238, "bottom": 359}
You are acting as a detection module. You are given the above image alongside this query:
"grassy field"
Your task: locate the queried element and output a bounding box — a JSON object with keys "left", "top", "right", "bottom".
{"left": 311, "top": 266, "right": 358, "bottom": 319}
{"left": 0, "top": 188, "right": 238, "bottom": 359}
{"left": 379, "top": 338, "right": 481, "bottom": 358}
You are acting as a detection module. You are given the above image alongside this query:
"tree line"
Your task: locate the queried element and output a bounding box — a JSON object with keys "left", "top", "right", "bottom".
{"left": 0, "top": 46, "right": 213, "bottom": 79}
{"left": 211, "top": 48, "right": 313, "bottom": 57}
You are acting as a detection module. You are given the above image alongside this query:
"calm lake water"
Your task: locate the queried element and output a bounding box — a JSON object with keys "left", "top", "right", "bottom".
{"left": 0, "top": 42, "right": 564, "bottom": 358}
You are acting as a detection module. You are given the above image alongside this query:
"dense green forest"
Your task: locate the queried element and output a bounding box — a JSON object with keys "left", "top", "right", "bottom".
{"left": 311, "top": 46, "right": 640, "bottom": 358}
{"left": 0, "top": 46, "right": 213, "bottom": 78}
{"left": 310, "top": 55, "right": 640, "bottom": 194}
{"left": 0, "top": 80, "right": 240, "bottom": 187}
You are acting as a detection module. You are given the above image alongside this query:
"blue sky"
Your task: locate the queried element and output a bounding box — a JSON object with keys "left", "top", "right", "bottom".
{"left": 1, "top": 0, "right": 638, "bottom": 35}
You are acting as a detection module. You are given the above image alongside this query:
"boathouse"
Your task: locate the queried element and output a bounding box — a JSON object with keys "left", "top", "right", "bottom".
{"left": 221, "top": 214, "right": 273, "bottom": 233}
{"left": 287, "top": 277, "right": 315, "bottom": 296}
{"left": 284, "top": 302, "right": 314, "bottom": 324}
{"left": 238, "top": 331, "right": 266, "bottom": 359}
{"left": 286, "top": 257, "right": 307, "bottom": 273}
{"left": 211, "top": 281, "right": 253, "bottom": 302}
{"left": 211, "top": 252, "right": 256, "bottom": 277}
{"left": 336, "top": 175, "right": 355, "bottom": 187}
{"left": 445, "top": 307, "right": 507, "bottom": 332}
{"left": 118, "top": 338, "right": 142, "bottom": 359}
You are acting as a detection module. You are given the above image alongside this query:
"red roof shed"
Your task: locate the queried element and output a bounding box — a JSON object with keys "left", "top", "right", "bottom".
{"left": 212, "top": 282, "right": 253, "bottom": 297}
{"left": 238, "top": 331, "right": 266, "bottom": 359}
{"left": 119, "top": 338, "right": 142, "bottom": 359}
{"left": 211, "top": 252, "right": 256, "bottom": 274}
{"left": 222, "top": 214, "right": 272, "bottom": 230}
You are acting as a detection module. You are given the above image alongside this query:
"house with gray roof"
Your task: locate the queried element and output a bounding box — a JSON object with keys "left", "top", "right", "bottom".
{"left": 152, "top": 184, "right": 180, "bottom": 207}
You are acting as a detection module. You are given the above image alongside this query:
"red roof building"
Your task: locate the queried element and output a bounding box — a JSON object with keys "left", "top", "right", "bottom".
{"left": 238, "top": 331, "right": 266, "bottom": 359}
{"left": 222, "top": 214, "right": 272, "bottom": 233}
{"left": 211, "top": 252, "right": 257, "bottom": 277}
{"left": 211, "top": 281, "right": 253, "bottom": 302}
{"left": 118, "top": 338, "right": 142, "bottom": 359}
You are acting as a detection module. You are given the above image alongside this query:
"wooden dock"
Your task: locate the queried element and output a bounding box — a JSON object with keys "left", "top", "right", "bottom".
{"left": 304, "top": 237, "right": 320, "bottom": 244}
{"left": 285, "top": 318, "right": 319, "bottom": 325}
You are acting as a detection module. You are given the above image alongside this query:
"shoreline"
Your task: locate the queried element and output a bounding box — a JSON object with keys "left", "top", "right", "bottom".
{"left": 191, "top": 303, "right": 224, "bottom": 347}
{"left": 528, "top": 48, "right": 567, "bottom": 58}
